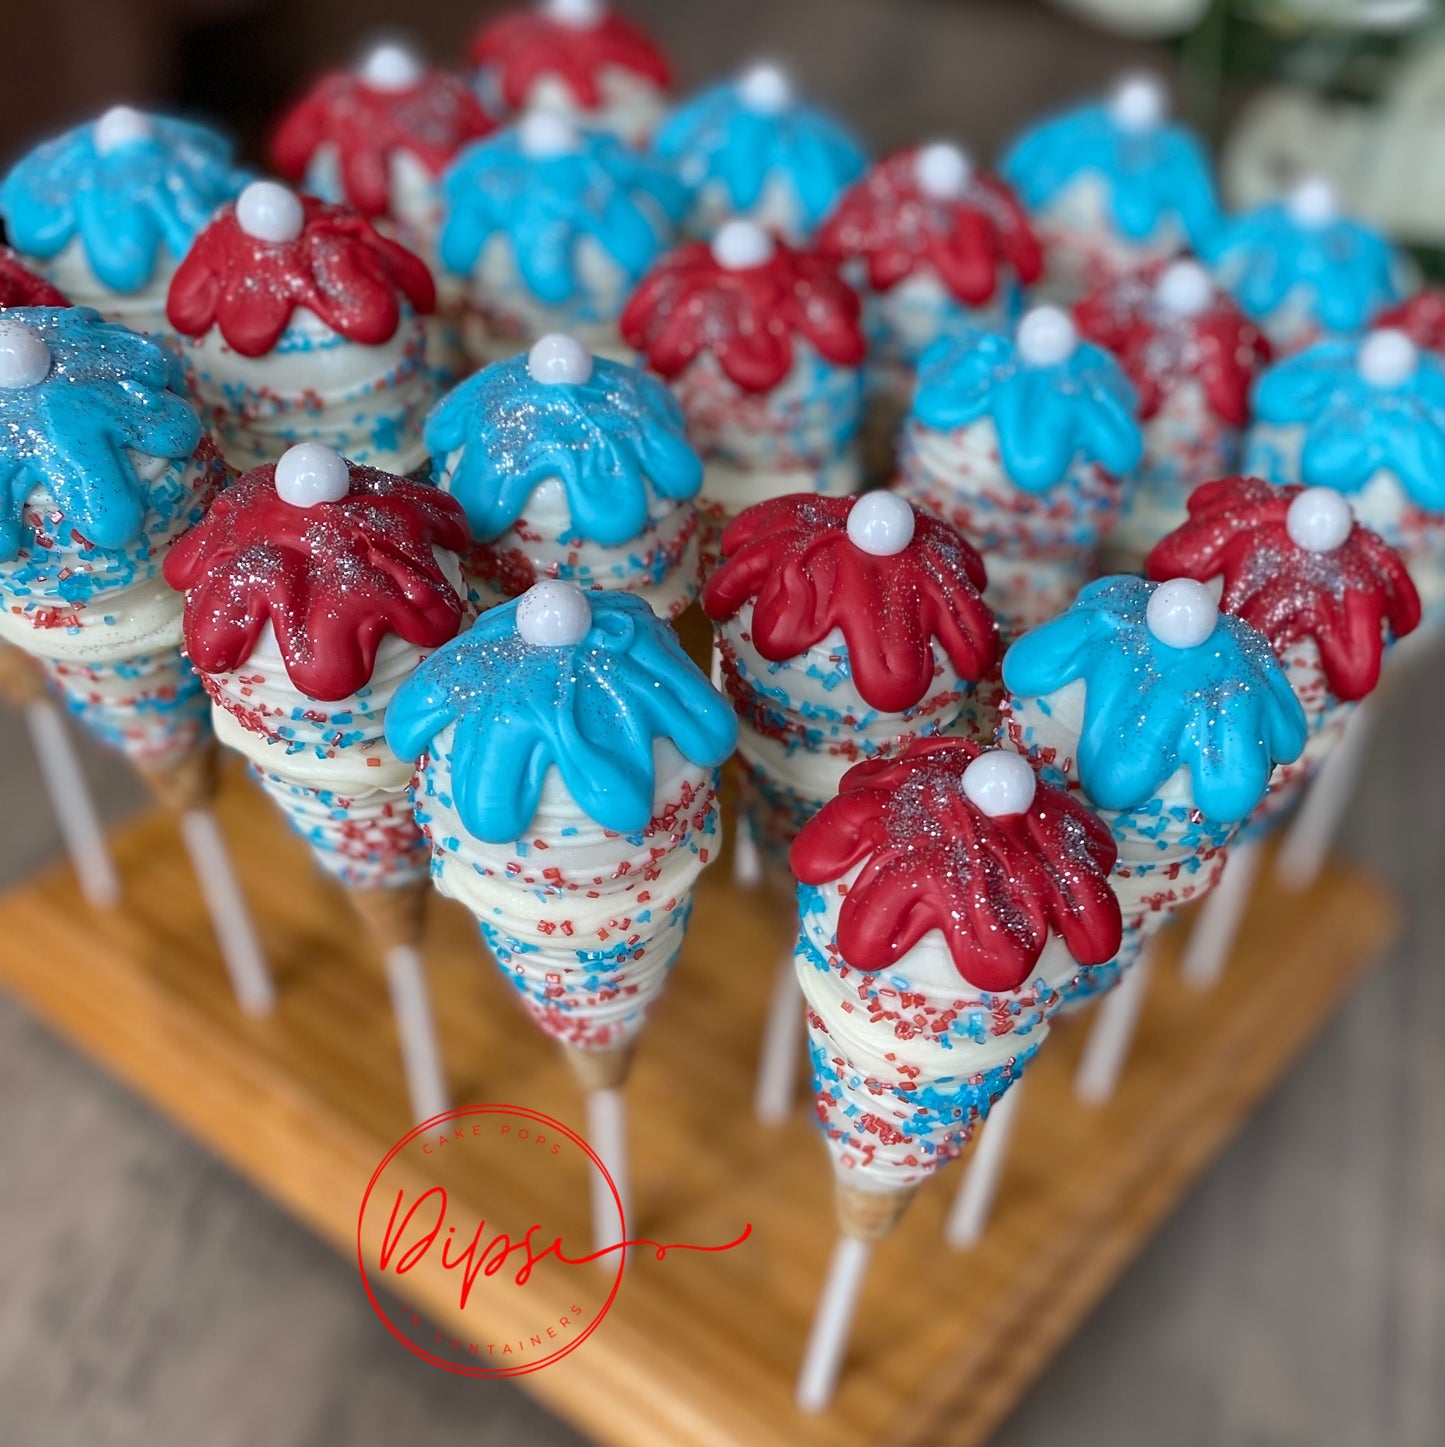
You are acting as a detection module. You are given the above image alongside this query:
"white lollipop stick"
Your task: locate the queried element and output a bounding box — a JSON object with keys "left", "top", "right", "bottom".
{"left": 1075, "top": 939, "right": 1156, "bottom": 1105}
{"left": 586, "top": 1087, "right": 631, "bottom": 1264}
{"left": 24, "top": 700, "right": 121, "bottom": 909}
{"left": 754, "top": 942, "right": 803, "bottom": 1123}
{"left": 384, "top": 944, "right": 450, "bottom": 1124}
{"left": 1276, "top": 697, "right": 1376, "bottom": 892}
{"left": 944, "top": 1079, "right": 1025, "bottom": 1250}
{"left": 795, "top": 1234, "right": 872, "bottom": 1412}
{"left": 1179, "top": 833, "right": 1262, "bottom": 991}
{"left": 178, "top": 808, "right": 276, "bottom": 1016}
{"left": 732, "top": 812, "right": 763, "bottom": 889}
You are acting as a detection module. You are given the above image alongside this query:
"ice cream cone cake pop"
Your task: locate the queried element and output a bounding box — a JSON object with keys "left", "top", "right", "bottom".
{"left": 1001, "top": 574, "right": 1307, "bottom": 1012}
{"left": 794, "top": 738, "right": 1121, "bottom": 1199}
{"left": 270, "top": 39, "right": 496, "bottom": 385}
{"left": 791, "top": 736, "right": 1121, "bottom": 1411}
{"left": 165, "top": 443, "right": 470, "bottom": 1110}
{"left": 1244, "top": 327, "right": 1445, "bottom": 617}
{"left": 620, "top": 222, "right": 866, "bottom": 574}
{"left": 817, "top": 143, "right": 1043, "bottom": 472}
{"left": 1149, "top": 477, "right": 1419, "bottom": 802}
{"left": 1074, "top": 260, "right": 1271, "bottom": 571}
{"left": 0, "top": 108, "right": 249, "bottom": 340}
{"left": 1146, "top": 478, "right": 1419, "bottom": 988}
{"left": 701, "top": 491, "right": 999, "bottom": 875}
{"left": 385, "top": 580, "right": 736, "bottom": 1082}
{"left": 1000, "top": 73, "right": 1220, "bottom": 306}
{"left": 1207, "top": 177, "right": 1404, "bottom": 355}
{"left": 653, "top": 63, "right": 867, "bottom": 243}
{"left": 439, "top": 114, "right": 684, "bottom": 366}
{"left": 0, "top": 308, "right": 224, "bottom": 794}
{"left": 272, "top": 41, "right": 495, "bottom": 239}
{"left": 0, "top": 305, "right": 272, "bottom": 1010}
{"left": 426, "top": 333, "right": 703, "bottom": 617}
{"left": 468, "top": 0, "right": 671, "bottom": 145}
{"left": 893, "top": 304, "right": 1142, "bottom": 639}
{"left": 0, "top": 257, "right": 120, "bottom": 908}
{"left": 165, "top": 444, "right": 469, "bottom": 903}
{"left": 167, "top": 183, "right": 437, "bottom": 474}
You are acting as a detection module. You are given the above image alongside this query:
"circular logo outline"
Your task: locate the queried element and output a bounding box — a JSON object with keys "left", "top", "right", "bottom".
{"left": 356, "top": 1102, "right": 626, "bottom": 1377}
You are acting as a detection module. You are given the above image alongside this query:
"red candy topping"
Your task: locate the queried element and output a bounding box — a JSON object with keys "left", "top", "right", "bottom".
{"left": 165, "top": 461, "right": 470, "bottom": 701}
{"left": 701, "top": 494, "right": 999, "bottom": 714}
{"left": 621, "top": 237, "right": 864, "bottom": 394}
{"left": 1146, "top": 475, "right": 1421, "bottom": 700}
{"left": 817, "top": 149, "right": 1043, "bottom": 303}
{"left": 1375, "top": 289, "right": 1445, "bottom": 355}
{"left": 271, "top": 70, "right": 495, "bottom": 219}
{"left": 167, "top": 197, "right": 435, "bottom": 357}
{"left": 468, "top": 7, "right": 670, "bottom": 111}
{"left": 791, "top": 737, "right": 1122, "bottom": 989}
{"left": 1073, "top": 264, "right": 1270, "bottom": 425}
{"left": 0, "top": 249, "right": 69, "bottom": 308}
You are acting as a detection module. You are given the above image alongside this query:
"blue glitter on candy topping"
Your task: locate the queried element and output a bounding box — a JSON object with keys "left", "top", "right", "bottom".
{"left": 425, "top": 352, "right": 702, "bottom": 546}
{"left": 912, "top": 327, "right": 1142, "bottom": 492}
{"left": 1001, "top": 101, "right": 1220, "bottom": 246}
{"left": 0, "top": 307, "right": 201, "bottom": 563}
{"left": 0, "top": 114, "right": 249, "bottom": 293}
{"left": 1251, "top": 340, "right": 1445, "bottom": 510}
{"left": 1206, "top": 203, "right": 1401, "bottom": 334}
{"left": 652, "top": 79, "right": 867, "bottom": 230}
{"left": 385, "top": 590, "right": 738, "bottom": 843}
{"left": 439, "top": 127, "right": 686, "bottom": 304}
{"left": 1003, "top": 576, "right": 1306, "bottom": 822}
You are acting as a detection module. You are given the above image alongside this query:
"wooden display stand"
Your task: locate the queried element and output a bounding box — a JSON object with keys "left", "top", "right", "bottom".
{"left": 0, "top": 774, "right": 1397, "bottom": 1447}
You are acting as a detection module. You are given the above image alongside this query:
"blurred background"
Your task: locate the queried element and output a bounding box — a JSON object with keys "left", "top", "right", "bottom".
{"left": 1, "top": 2, "right": 1443, "bottom": 1444}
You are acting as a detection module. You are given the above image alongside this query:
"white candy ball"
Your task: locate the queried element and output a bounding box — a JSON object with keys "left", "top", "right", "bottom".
{"left": 93, "top": 106, "right": 153, "bottom": 155}
{"left": 236, "top": 181, "right": 305, "bottom": 244}
{"left": 0, "top": 321, "right": 51, "bottom": 390}
{"left": 914, "top": 142, "right": 971, "bottom": 200}
{"left": 962, "top": 750, "right": 1037, "bottom": 818}
{"left": 1154, "top": 260, "right": 1212, "bottom": 319}
{"left": 1357, "top": 328, "right": 1418, "bottom": 389}
{"left": 737, "top": 62, "right": 793, "bottom": 114}
{"left": 358, "top": 41, "right": 425, "bottom": 92}
{"left": 1287, "top": 176, "right": 1338, "bottom": 229}
{"left": 846, "top": 492, "right": 915, "bottom": 556}
{"left": 1146, "top": 577, "right": 1218, "bottom": 650}
{"left": 528, "top": 333, "right": 594, "bottom": 384}
{"left": 274, "top": 444, "right": 351, "bottom": 507}
{"left": 1286, "top": 487, "right": 1353, "bottom": 554}
{"left": 1108, "top": 73, "right": 1166, "bottom": 133}
{"left": 1016, "top": 306, "right": 1077, "bottom": 368}
{"left": 516, "top": 580, "right": 592, "bottom": 646}
{"left": 517, "top": 110, "right": 582, "bottom": 158}
{"left": 544, "top": 0, "right": 606, "bottom": 26}
{"left": 711, "top": 219, "right": 775, "bottom": 271}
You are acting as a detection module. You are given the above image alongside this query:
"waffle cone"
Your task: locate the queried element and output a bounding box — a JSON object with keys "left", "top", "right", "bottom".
{"left": 0, "top": 646, "right": 45, "bottom": 706}
{"left": 348, "top": 880, "right": 428, "bottom": 953}
{"left": 561, "top": 1042, "right": 636, "bottom": 1094}
{"left": 140, "top": 744, "right": 217, "bottom": 814}
{"left": 835, "top": 1180, "right": 917, "bottom": 1242}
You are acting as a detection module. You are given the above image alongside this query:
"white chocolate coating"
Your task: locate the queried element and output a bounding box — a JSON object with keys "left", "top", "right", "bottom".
{"left": 415, "top": 737, "right": 720, "bottom": 1050}
{"left": 179, "top": 306, "right": 435, "bottom": 474}
{"left": 38, "top": 239, "right": 177, "bottom": 337}
{"left": 799, "top": 870, "right": 1080, "bottom": 1187}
